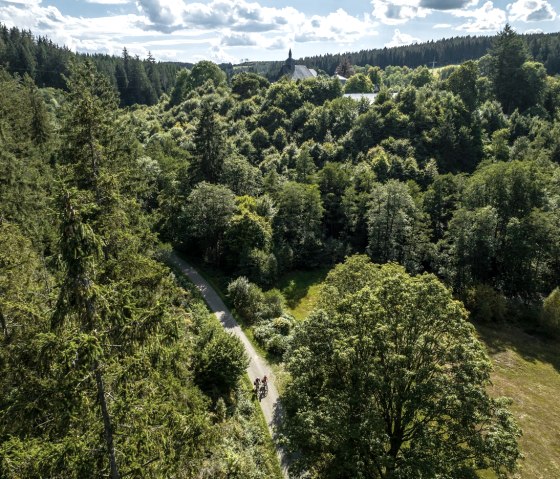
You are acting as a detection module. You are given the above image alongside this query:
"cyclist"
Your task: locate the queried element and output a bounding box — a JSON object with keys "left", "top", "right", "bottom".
{"left": 262, "top": 375, "right": 268, "bottom": 386}
{"left": 253, "top": 377, "right": 261, "bottom": 393}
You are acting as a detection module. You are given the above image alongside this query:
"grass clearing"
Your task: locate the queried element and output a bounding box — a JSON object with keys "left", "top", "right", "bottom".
{"left": 277, "top": 268, "right": 329, "bottom": 320}
{"left": 476, "top": 324, "right": 560, "bottom": 479}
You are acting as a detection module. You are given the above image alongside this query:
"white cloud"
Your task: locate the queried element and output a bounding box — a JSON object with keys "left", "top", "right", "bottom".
{"left": 433, "top": 22, "right": 453, "bottom": 28}
{"left": 86, "top": 0, "right": 130, "bottom": 4}
{"left": 208, "top": 44, "right": 236, "bottom": 63}
{"left": 507, "top": 0, "right": 556, "bottom": 22}
{"left": 221, "top": 32, "right": 258, "bottom": 46}
{"left": 419, "top": 0, "right": 477, "bottom": 9}
{"left": 0, "top": 0, "right": 379, "bottom": 62}
{"left": 295, "top": 9, "right": 376, "bottom": 43}
{"left": 453, "top": 1, "right": 506, "bottom": 31}
{"left": 372, "top": 0, "right": 427, "bottom": 25}
{"left": 371, "top": 0, "right": 479, "bottom": 25}
{"left": 385, "top": 28, "right": 420, "bottom": 47}
{"left": 524, "top": 28, "right": 544, "bottom": 34}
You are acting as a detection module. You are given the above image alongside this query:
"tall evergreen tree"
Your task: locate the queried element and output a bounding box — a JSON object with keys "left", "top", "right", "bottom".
{"left": 193, "top": 100, "right": 226, "bottom": 182}
{"left": 489, "top": 24, "right": 529, "bottom": 114}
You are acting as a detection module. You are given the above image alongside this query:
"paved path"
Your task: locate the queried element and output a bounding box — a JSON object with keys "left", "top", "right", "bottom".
{"left": 169, "top": 253, "right": 290, "bottom": 478}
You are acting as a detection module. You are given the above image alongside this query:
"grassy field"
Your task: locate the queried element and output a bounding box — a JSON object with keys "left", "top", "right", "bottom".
{"left": 476, "top": 325, "right": 560, "bottom": 479}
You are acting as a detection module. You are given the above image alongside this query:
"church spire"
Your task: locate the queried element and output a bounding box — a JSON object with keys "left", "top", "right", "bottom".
{"left": 289, "top": 48, "right": 292, "bottom": 59}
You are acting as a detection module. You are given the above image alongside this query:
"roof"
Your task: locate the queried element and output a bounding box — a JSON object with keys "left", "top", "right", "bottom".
{"left": 343, "top": 93, "right": 378, "bottom": 103}
{"left": 291, "top": 65, "right": 317, "bottom": 80}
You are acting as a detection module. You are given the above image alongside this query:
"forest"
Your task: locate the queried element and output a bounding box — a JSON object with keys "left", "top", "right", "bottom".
{"left": 1, "top": 22, "right": 560, "bottom": 478}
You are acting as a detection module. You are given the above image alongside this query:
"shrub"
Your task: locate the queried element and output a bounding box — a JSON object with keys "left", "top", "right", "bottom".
{"left": 272, "top": 315, "right": 293, "bottom": 335}
{"left": 266, "top": 334, "right": 290, "bottom": 356}
{"left": 464, "top": 284, "right": 507, "bottom": 323}
{"left": 541, "top": 287, "right": 560, "bottom": 336}
{"left": 260, "top": 289, "right": 285, "bottom": 320}
{"left": 227, "top": 276, "right": 265, "bottom": 324}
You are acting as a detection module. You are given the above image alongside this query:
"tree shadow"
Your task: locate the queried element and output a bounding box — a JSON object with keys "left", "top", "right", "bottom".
{"left": 475, "top": 323, "right": 560, "bottom": 373}
{"left": 278, "top": 268, "right": 329, "bottom": 309}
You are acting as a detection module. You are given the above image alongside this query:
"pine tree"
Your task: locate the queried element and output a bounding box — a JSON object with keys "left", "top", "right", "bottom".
{"left": 489, "top": 24, "right": 529, "bottom": 114}
{"left": 193, "top": 100, "right": 226, "bottom": 182}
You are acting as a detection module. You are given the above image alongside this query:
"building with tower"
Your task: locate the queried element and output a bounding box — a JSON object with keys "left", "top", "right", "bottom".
{"left": 277, "top": 49, "right": 317, "bottom": 81}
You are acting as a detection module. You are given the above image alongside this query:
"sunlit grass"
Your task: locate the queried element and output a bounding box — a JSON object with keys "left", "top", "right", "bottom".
{"left": 277, "top": 268, "right": 329, "bottom": 320}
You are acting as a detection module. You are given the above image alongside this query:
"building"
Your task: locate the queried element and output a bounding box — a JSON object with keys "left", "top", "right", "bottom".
{"left": 278, "top": 49, "right": 317, "bottom": 81}
{"left": 333, "top": 74, "right": 348, "bottom": 86}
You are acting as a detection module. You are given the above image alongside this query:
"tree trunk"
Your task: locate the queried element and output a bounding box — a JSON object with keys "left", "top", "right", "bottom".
{"left": 0, "top": 308, "right": 8, "bottom": 338}
{"left": 94, "top": 362, "right": 120, "bottom": 479}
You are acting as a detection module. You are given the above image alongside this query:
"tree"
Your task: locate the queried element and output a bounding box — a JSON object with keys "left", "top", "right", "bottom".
{"left": 183, "top": 182, "right": 236, "bottom": 262}
{"left": 446, "top": 60, "right": 478, "bottom": 111}
{"left": 344, "top": 73, "right": 374, "bottom": 94}
{"left": 168, "top": 68, "right": 190, "bottom": 106}
{"left": 187, "top": 60, "right": 227, "bottom": 91}
{"left": 335, "top": 57, "right": 354, "bottom": 78}
{"left": 282, "top": 256, "right": 521, "bottom": 479}
{"left": 367, "top": 180, "right": 427, "bottom": 271}
{"left": 193, "top": 100, "right": 226, "bottom": 182}
{"left": 274, "top": 182, "right": 324, "bottom": 269}
{"left": 489, "top": 24, "right": 529, "bottom": 114}
{"left": 232, "top": 72, "right": 269, "bottom": 99}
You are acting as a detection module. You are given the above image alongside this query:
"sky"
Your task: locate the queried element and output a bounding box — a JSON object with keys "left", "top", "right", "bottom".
{"left": 0, "top": 0, "right": 558, "bottom": 63}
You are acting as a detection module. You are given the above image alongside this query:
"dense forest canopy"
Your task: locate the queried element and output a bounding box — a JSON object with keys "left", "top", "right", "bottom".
{"left": 2, "top": 22, "right": 560, "bottom": 478}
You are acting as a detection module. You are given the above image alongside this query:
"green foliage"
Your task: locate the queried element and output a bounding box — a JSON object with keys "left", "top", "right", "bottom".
{"left": 541, "top": 287, "right": 560, "bottom": 336}
{"left": 192, "top": 312, "right": 248, "bottom": 397}
{"left": 227, "top": 276, "right": 266, "bottom": 324}
{"left": 367, "top": 180, "right": 428, "bottom": 271}
{"left": 282, "top": 257, "right": 521, "bottom": 478}
{"left": 274, "top": 182, "right": 324, "bottom": 269}
{"left": 344, "top": 73, "right": 374, "bottom": 93}
{"left": 464, "top": 284, "right": 507, "bottom": 323}
{"left": 183, "top": 182, "right": 236, "bottom": 262}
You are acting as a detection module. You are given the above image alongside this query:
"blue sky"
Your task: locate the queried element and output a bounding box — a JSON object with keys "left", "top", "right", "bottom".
{"left": 0, "top": 0, "right": 558, "bottom": 63}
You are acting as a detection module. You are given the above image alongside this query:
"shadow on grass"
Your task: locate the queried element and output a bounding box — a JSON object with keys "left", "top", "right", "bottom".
{"left": 475, "top": 323, "right": 560, "bottom": 373}
{"left": 277, "top": 269, "right": 330, "bottom": 309}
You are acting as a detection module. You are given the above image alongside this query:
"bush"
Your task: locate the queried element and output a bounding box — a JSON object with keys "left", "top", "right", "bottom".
{"left": 266, "top": 334, "right": 290, "bottom": 356}
{"left": 253, "top": 313, "right": 294, "bottom": 356}
{"left": 193, "top": 315, "right": 248, "bottom": 396}
{"left": 241, "top": 248, "right": 277, "bottom": 287}
{"left": 261, "top": 289, "right": 285, "bottom": 320}
{"left": 541, "top": 287, "right": 560, "bottom": 336}
{"left": 464, "top": 284, "right": 507, "bottom": 323}
{"left": 227, "top": 276, "right": 265, "bottom": 324}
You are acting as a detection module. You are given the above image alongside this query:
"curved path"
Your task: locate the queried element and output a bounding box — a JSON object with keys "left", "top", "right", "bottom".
{"left": 169, "top": 253, "right": 290, "bottom": 478}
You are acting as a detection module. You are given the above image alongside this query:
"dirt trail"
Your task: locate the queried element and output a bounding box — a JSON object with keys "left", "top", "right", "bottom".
{"left": 169, "top": 253, "right": 290, "bottom": 478}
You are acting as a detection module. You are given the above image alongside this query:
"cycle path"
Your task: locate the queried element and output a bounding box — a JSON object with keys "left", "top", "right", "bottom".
{"left": 169, "top": 252, "right": 290, "bottom": 478}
